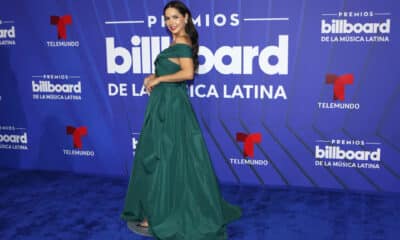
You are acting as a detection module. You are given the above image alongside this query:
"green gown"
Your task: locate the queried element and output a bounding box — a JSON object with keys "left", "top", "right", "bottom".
{"left": 121, "top": 43, "right": 242, "bottom": 240}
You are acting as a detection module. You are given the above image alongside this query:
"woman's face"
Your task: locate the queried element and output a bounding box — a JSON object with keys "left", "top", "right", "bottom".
{"left": 164, "top": 7, "right": 187, "bottom": 36}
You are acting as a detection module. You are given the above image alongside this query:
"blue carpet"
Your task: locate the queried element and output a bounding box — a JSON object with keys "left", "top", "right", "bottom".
{"left": 0, "top": 168, "right": 399, "bottom": 240}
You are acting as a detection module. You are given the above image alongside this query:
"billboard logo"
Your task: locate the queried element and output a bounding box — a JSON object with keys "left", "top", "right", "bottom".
{"left": 320, "top": 11, "right": 391, "bottom": 43}
{"left": 325, "top": 73, "right": 354, "bottom": 101}
{"left": 106, "top": 35, "right": 288, "bottom": 75}
{"left": 66, "top": 126, "right": 87, "bottom": 149}
{"left": 315, "top": 145, "right": 380, "bottom": 161}
{"left": 321, "top": 19, "right": 390, "bottom": 34}
{"left": 0, "top": 26, "right": 15, "bottom": 39}
{"left": 32, "top": 81, "right": 81, "bottom": 93}
{"left": 0, "top": 126, "right": 28, "bottom": 151}
{"left": 0, "top": 19, "right": 16, "bottom": 46}
{"left": 0, "top": 132, "right": 27, "bottom": 144}
{"left": 314, "top": 139, "right": 382, "bottom": 170}
{"left": 31, "top": 74, "right": 83, "bottom": 101}
{"left": 236, "top": 132, "right": 262, "bottom": 158}
{"left": 50, "top": 15, "right": 72, "bottom": 40}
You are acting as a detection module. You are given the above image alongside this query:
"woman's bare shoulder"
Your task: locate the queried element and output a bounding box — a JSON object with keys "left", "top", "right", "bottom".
{"left": 174, "top": 36, "right": 192, "bottom": 47}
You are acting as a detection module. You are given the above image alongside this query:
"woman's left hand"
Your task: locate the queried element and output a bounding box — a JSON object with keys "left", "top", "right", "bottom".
{"left": 145, "top": 77, "right": 161, "bottom": 93}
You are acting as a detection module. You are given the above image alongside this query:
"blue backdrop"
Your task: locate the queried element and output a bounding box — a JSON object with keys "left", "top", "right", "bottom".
{"left": 1, "top": 0, "right": 399, "bottom": 193}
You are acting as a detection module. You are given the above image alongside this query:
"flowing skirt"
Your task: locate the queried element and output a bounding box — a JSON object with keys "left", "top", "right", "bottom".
{"left": 121, "top": 82, "right": 241, "bottom": 240}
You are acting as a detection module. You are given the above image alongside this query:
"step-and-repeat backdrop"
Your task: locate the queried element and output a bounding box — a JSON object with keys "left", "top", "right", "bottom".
{"left": 1, "top": 0, "right": 399, "bottom": 193}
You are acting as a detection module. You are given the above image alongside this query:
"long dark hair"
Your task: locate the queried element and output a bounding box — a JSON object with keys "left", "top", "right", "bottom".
{"left": 163, "top": 1, "right": 199, "bottom": 72}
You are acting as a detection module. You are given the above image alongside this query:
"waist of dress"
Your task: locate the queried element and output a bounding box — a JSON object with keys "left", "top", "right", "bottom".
{"left": 157, "top": 82, "right": 186, "bottom": 87}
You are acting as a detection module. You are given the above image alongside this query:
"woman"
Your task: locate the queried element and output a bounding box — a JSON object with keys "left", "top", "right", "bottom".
{"left": 121, "top": 1, "right": 241, "bottom": 239}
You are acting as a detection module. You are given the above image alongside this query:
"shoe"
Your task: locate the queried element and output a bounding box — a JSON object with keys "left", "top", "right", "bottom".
{"left": 136, "top": 222, "right": 149, "bottom": 228}
{"left": 127, "top": 221, "right": 153, "bottom": 237}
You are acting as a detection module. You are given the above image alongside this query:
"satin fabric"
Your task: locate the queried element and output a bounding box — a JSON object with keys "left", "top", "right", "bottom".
{"left": 121, "top": 44, "right": 242, "bottom": 240}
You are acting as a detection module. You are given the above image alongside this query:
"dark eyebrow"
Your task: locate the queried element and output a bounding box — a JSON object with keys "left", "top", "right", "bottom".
{"left": 164, "top": 14, "right": 180, "bottom": 19}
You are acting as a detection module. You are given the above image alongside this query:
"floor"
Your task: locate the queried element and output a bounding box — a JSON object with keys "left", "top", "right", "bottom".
{"left": 0, "top": 168, "right": 399, "bottom": 240}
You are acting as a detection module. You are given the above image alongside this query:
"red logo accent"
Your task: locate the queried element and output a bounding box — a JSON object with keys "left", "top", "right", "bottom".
{"left": 325, "top": 74, "right": 354, "bottom": 101}
{"left": 236, "top": 132, "right": 262, "bottom": 158}
{"left": 66, "top": 126, "right": 87, "bottom": 149}
{"left": 50, "top": 15, "right": 72, "bottom": 40}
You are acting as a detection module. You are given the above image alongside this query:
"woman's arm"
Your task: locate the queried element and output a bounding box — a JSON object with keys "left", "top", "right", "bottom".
{"left": 145, "top": 36, "right": 194, "bottom": 92}
{"left": 158, "top": 57, "right": 194, "bottom": 82}
{"left": 145, "top": 58, "right": 193, "bottom": 92}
